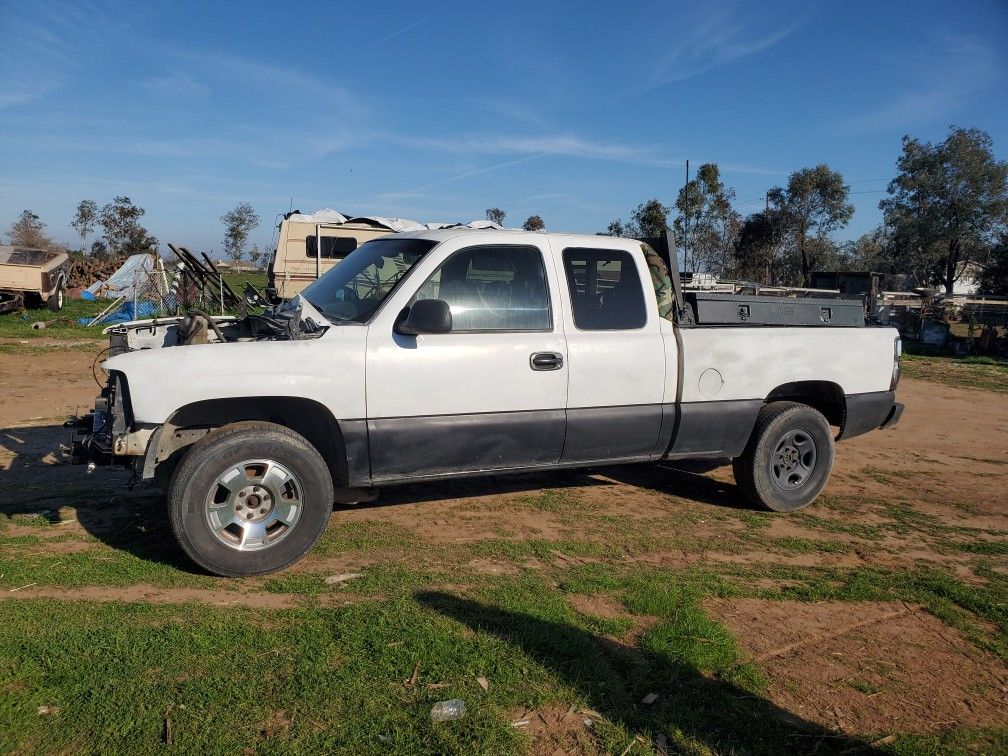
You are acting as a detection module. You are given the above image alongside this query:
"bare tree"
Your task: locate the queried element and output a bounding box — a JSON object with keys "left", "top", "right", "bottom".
{"left": 485, "top": 207, "right": 506, "bottom": 226}
{"left": 221, "top": 202, "right": 261, "bottom": 263}
{"left": 7, "top": 210, "right": 56, "bottom": 249}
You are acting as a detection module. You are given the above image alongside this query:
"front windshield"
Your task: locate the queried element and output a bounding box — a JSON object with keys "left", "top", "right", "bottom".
{"left": 302, "top": 237, "right": 438, "bottom": 323}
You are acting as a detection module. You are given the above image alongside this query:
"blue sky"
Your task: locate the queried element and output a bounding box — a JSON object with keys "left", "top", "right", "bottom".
{"left": 1, "top": 0, "right": 1006, "bottom": 254}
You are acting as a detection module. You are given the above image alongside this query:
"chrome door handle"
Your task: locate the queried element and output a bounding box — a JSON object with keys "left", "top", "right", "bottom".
{"left": 530, "top": 352, "right": 564, "bottom": 371}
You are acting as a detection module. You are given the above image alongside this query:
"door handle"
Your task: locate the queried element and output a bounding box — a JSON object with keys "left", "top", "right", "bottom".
{"left": 530, "top": 352, "right": 564, "bottom": 371}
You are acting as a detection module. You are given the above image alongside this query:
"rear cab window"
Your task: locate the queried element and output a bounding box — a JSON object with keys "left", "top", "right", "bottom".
{"left": 561, "top": 247, "right": 647, "bottom": 330}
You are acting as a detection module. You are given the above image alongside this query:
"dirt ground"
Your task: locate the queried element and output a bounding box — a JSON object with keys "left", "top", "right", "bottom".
{"left": 0, "top": 343, "right": 1006, "bottom": 748}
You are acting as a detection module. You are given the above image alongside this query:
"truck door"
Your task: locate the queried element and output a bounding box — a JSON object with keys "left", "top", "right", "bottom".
{"left": 365, "top": 239, "right": 568, "bottom": 481}
{"left": 552, "top": 239, "right": 666, "bottom": 462}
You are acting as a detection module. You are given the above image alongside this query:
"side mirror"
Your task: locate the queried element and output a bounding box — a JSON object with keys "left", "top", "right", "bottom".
{"left": 396, "top": 299, "right": 452, "bottom": 336}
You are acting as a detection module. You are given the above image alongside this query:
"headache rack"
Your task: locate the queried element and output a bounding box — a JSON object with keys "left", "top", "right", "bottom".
{"left": 638, "top": 231, "right": 866, "bottom": 328}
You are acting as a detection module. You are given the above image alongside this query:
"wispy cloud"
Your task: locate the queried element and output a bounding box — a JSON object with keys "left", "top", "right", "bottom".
{"left": 469, "top": 98, "right": 550, "bottom": 128}
{"left": 375, "top": 154, "right": 548, "bottom": 202}
{"left": 390, "top": 133, "right": 682, "bottom": 167}
{"left": 373, "top": 10, "right": 439, "bottom": 47}
{"left": 0, "top": 0, "right": 132, "bottom": 108}
{"left": 649, "top": 5, "right": 804, "bottom": 86}
{"left": 838, "top": 35, "right": 1001, "bottom": 133}
{"left": 142, "top": 74, "right": 211, "bottom": 100}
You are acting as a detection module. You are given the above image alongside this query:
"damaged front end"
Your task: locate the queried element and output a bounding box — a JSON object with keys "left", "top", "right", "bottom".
{"left": 65, "top": 371, "right": 151, "bottom": 477}
{"left": 104, "top": 296, "right": 326, "bottom": 355}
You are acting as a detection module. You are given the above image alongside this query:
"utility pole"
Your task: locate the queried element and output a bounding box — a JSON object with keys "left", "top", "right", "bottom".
{"left": 683, "top": 160, "right": 689, "bottom": 274}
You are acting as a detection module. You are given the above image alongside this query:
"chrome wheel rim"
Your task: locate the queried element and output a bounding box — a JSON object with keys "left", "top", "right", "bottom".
{"left": 771, "top": 430, "right": 817, "bottom": 490}
{"left": 204, "top": 459, "right": 303, "bottom": 551}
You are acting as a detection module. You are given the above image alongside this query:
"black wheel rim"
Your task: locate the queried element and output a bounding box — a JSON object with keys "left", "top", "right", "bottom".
{"left": 771, "top": 430, "right": 817, "bottom": 490}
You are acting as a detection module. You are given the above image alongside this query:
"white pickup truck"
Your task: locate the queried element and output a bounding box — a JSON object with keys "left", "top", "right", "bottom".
{"left": 70, "top": 229, "right": 903, "bottom": 576}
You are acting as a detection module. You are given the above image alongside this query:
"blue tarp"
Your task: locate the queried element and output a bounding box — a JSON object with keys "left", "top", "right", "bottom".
{"left": 79, "top": 300, "right": 157, "bottom": 325}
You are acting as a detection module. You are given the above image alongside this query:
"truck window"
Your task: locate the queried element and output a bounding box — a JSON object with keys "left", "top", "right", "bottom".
{"left": 414, "top": 245, "right": 551, "bottom": 332}
{"left": 562, "top": 248, "right": 647, "bottom": 330}
{"left": 302, "top": 237, "right": 437, "bottom": 322}
{"left": 306, "top": 236, "right": 358, "bottom": 258}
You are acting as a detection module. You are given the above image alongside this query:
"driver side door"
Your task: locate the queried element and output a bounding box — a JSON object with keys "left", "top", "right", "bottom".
{"left": 364, "top": 238, "right": 568, "bottom": 482}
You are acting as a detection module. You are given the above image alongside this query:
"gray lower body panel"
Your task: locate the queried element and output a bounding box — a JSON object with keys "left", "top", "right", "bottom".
{"left": 562, "top": 405, "right": 663, "bottom": 463}
{"left": 339, "top": 419, "right": 371, "bottom": 487}
{"left": 839, "top": 390, "right": 897, "bottom": 440}
{"left": 665, "top": 399, "right": 762, "bottom": 459}
{"left": 368, "top": 409, "right": 565, "bottom": 483}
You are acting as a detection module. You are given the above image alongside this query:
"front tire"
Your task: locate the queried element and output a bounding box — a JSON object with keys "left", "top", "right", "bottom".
{"left": 732, "top": 402, "right": 835, "bottom": 512}
{"left": 168, "top": 421, "right": 334, "bottom": 576}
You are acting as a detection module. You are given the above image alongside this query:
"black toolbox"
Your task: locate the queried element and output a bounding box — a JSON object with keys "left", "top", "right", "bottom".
{"left": 685, "top": 291, "right": 865, "bottom": 327}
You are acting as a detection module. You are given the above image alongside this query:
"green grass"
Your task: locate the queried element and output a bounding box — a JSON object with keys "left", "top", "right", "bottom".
{"left": 2, "top": 553, "right": 1005, "bottom": 754}
{"left": 222, "top": 271, "right": 268, "bottom": 296}
{"left": 0, "top": 298, "right": 111, "bottom": 339}
{"left": 956, "top": 540, "right": 1008, "bottom": 556}
{"left": 2, "top": 476, "right": 1006, "bottom": 753}
{"left": 901, "top": 352, "right": 1008, "bottom": 393}
{"left": 0, "top": 272, "right": 267, "bottom": 341}
{"left": 0, "top": 569, "right": 877, "bottom": 756}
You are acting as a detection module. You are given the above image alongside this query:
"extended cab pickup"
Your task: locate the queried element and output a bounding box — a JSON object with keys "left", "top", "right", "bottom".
{"left": 71, "top": 229, "right": 903, "bottom": 576}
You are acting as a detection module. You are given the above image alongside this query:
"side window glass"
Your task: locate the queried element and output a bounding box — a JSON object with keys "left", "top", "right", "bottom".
{"left": 306, "top": 236, "right": 358, "bottom": 258}
{"left": 415, "top": 245, "right": 552, "bottom": 331}
{"left": 562, "top": 248, "right": 647, "bottom": 330}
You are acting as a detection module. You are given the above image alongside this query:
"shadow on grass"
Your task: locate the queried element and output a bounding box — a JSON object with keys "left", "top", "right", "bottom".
{"left": 1, "top": 423, "right": 756, "bottom": 572}
{"left": 417, "top": 590, "right": 874, "bottom": 755}
{"left": 0, "top": 423, "right": 198, "bottom": 573}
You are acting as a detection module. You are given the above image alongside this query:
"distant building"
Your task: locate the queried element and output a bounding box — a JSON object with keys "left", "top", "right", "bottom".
{"left": 213, "top": 259, "right": 259, "bottom": 272}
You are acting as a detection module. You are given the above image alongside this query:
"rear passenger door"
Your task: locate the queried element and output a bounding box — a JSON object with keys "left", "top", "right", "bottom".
{"left": 551, "top": 238, "right": 666, "bottom": 463}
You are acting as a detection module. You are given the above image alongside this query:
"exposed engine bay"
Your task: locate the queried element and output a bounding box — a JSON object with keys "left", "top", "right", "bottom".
{"left": 104, "top": 296, "right": 327, "bottom": 355}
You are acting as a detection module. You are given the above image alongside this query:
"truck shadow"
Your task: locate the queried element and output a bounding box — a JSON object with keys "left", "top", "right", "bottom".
{"left": 416, "top": 590, "right": 874, "bottom": 755}
{"left": 1, "top": 423, "right": 757, "bottom": 572}
{"left": 352, "top": 459, "right": 759, "bottom": 512}
{"left": 0, "top": 423, "right": 197, "bottom": 572}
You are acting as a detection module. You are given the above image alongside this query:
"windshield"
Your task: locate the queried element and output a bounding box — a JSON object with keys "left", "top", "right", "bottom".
{"left": 302, "top": 237, "right": 438, "bottom": 323}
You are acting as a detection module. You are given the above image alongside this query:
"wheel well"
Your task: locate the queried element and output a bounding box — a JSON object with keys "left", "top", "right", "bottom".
{"left": 765, "top": 381, "right": 845, "bottom": 428}
{"left": 153, "top": 397, "right": 348, "bottom": 485}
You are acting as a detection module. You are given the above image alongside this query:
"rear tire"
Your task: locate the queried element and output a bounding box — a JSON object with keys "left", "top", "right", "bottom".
{"left": 732, "top": 402, "right": 834, "bottom": 512}
{"left": 47, "top": 284, "right": 65, "bottom": 311}
{"left": 168, "top": 421, "right": 334, "bottom": 576}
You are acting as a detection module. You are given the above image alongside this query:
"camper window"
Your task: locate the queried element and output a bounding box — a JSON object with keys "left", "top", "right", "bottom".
{"left": 306, "top": 236, "right": 358, "bottom": 259}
